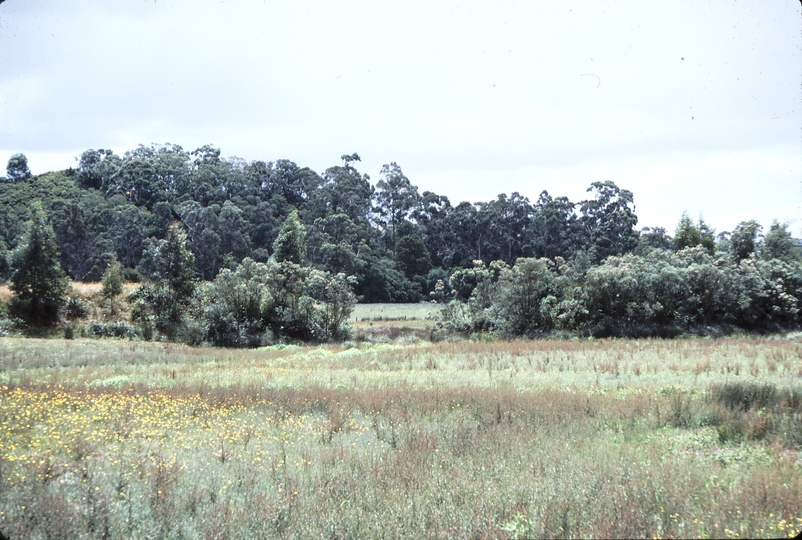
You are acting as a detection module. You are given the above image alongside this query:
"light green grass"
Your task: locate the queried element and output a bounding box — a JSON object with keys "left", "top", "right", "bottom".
{"left": 351, "top": 302, "right": 442, "bottom": 326}
{"left": 1, "top": 336, "right": 801, "bottom": 538}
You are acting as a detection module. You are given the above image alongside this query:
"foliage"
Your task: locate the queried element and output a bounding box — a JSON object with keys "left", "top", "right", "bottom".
{"left": 101, "top": 255, "right": 124, "bottom": 301}
{"left": 578, "top": 181, "right": 639, "bottom": 262}
{"left": 62, "top": 294, "right": 89, "bottom": 321}
{"left": 88, "top": 321, "right": 137, "bottom": 339}
{"left": 1, "top": 141, "right": 800, "bottom": 344}
{"left": 761, "top": 221, "right": 801, "bottom": 263}
{"left": 636, "top": 226, "right": 672, "bottom": 255}
{"left": 373, "top": 162, "right": 419, "bottom": 249}
{"left": 730, "top": 220, "right": 762, "bottom": 263}
{"left": 442, "top": 247, "right": 802, "bottom": 338}
{"left": 674, "top": 212, "right": 715, "bottom": 254}
{"left": 101, "top": 255, "right": 124, "bottom": 316}
{"left": 203, "top": 258, "right": 356, "bottom": 347}
{"left": 155, "top": 223, "right": 196, "bottom": 299}
{"left": 8, "top": 202, "right": 69, "bottom": 326}
{"left": 202, "top": 258, "right": 273, "bottom": 347}
{"left": 492, "top": 258, "right": 563, "bottom": 336}
{"left": 0, "top": 237, "right": 9, "bottom": 282}
{"left": 272, "top": 210, "right": 306, "bottom": 264}
{"left": 1, "top": 338, "right": 801, "bottom": 538}
{"left": 6, "top": 153, "right": 31, "bottom": 182}
{"left": 394, "top": 234, "right": 431, "bottom": 279}
{"left": 131, "top": 222, "right": 196, "bottom": 339}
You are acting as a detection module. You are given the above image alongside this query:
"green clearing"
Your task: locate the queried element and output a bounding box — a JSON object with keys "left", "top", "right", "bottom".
{"left": 350, "top": 302, "right": 442, "bottom": 326}
{"left": 1, "top": 336, "right": 801, "bottom": 538}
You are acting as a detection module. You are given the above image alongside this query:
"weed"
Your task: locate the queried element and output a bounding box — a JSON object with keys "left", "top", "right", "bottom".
{"left": 0, "top": 336, "right": 800, "bottom": 538}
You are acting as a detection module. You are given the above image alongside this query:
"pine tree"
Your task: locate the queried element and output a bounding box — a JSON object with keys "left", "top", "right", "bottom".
{"left": 157, "top": 222, "right": 196, "bottom": 300}
{"left": 674, "top": 213, "right": 714, "bottom": 254}
{"left": 130, "top": 222, "right": 197, "bottom": 340}
{"left": 673, "top": 213, "right": 700, "bottom": 251}
{"left": 101, "top": 254, "right": 125, "bottom": 315}
{"left": 273, "top": 210, "right": 306, "bottom": 264}
{"left": 9, "top": 202, "right": 69, "bottom": 326}
{"left": 760, "top": 221, "right": 800, "bottom": 263}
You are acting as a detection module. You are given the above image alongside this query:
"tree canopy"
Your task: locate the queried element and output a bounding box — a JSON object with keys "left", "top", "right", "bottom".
{"left": 8, "top": 201, "right": 68, "bottom": 326}
{"left": 1, "top": 141, "right": 798, "bottom": 342}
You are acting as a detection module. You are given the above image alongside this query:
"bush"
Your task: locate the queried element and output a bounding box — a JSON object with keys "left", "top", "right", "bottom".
{"left": 202, "top": 258, "right": 356, "bottom": 347}
{"left": 62, "top": 295, "right": 89, "bottom": 321}
{"left": 441, "top": 247, "right": 802, "bottom": 338}
{"left": 709, "top": 382, "right": 778, "bottom": 412}
{"left": 130, "top": 285, "right": 184, "bottom": 340}
{"left": 121, "top": 267, "right": 141, "bottom": 283}
{"left": 88, "top": 322, "right": 137, "bottom": 339}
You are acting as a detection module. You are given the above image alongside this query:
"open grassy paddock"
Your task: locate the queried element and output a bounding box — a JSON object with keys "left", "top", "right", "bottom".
{"left": 0, "top": 336, "right": 801, "bottom": 538}
{"left": 350, "top": 302, "right": 441, "bottom": 333}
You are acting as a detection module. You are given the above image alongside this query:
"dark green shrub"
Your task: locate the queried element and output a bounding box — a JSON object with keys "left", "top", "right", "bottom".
{"left": 141, "top": 320, "right": 153, "bottom": 341}
{"left": 203, "top": 258, "right": 355, "bottom": 347}
{"left": 717, "top": 419, "right": 747, "bottom": 444}
{"left": 668, "top": 393, "right": 691, "bottom": 428}
{"left": 62, "top": 295, "right": 88, "bottom": 321}
{"left": 121, "top": 267, "right": 141, "bottom": 283}
{"left": 692, "top": 402, "right": 728, "bottom": 428}
{"left": 89, "top": 322, "right": 136, "bottom": 339}
{"left": 710, "top": 383, "right": 778, "bottom": 412}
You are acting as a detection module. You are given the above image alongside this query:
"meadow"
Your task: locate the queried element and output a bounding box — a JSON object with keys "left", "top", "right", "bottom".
{"left": 0, "top": 335, "right": 801, "bottom": 538}
{"left": 350, "top": 303, "right": 441, "bottom": 326}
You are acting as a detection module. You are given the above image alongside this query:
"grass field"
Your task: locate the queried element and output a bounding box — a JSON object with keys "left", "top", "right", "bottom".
{"left": 351, "top": 302, "right": 442, "bottom": 327}
{"left": 0, "top": 336, "right": 801, "bottom": 538}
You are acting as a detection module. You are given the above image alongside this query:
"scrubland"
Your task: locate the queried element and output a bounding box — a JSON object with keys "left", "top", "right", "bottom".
{"left": 0, "top": 336, "right": 801, "bottom": 538}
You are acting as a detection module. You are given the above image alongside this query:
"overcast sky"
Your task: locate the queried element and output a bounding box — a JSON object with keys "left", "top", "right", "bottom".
{"left": 1, "top": 0, "right": 800, "bottom": 233}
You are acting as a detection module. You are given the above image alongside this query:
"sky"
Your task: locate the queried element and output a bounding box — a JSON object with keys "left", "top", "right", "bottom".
{"left": 0, "top": 0, "right": 800, "bottom": 234}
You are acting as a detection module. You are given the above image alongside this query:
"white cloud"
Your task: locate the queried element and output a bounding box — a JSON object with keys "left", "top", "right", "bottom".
{"left": 0, "top": 0, "right": 799, "bottom": 233}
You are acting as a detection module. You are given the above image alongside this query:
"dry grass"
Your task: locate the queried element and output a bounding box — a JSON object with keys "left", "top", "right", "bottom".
{"left": 351, "top": 302, "right": 442, "bottom": 330}
{"left": 0, "top": 336, "right": 801, "bottom": 538}
{"left": 67, "top": 281, "right": 139, "bottom": 299}
{"left": 0, "top": 286, "right": 10, "bottom": 305}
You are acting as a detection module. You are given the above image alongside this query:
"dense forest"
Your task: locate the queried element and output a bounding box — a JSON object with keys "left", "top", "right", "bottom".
{"left": 1, "top": 144, "right": 801, "bottom": 343}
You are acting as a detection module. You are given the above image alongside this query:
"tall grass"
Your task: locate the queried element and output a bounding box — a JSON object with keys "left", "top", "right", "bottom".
{"left": 0, "top": 336, "right": 801, "bottom": 538}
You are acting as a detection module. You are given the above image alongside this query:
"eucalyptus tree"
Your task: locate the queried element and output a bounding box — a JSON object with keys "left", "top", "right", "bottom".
{"left": 530, "top": 191, "right": 580, "bottom": 260}
{"left": 445, "top": 201, "right": 486, "bottom": 265}
{"left": 306, "top": 213, "right": 361, "bottom": 276}
{"left": 309, "top": 154, "right": 373, "bottom": 226}
{"left": 273, "top": 210, "right": 307, "bottom": 264}
{"left": 6, "top": 153, "right": 31, "bottom": 182}
{"left": 730, "top": 220, "right": 762, "bottom": 263}
{"left": 485, "top": 192, "right": 533, "bottom": 264}
{"left": 578, "top": 181, "right": 639, "bottom": 263}
{"left": 258, "top": 159, "right": 322, "bottom": 207}
{"left": 373, "top": 162, "right": 420, "bottom": 250}
{"left": 411, "top": 190, "right": 452, "bottom": 267}
{"left": 76, "top": 149, "right": 121, "bottom": 191}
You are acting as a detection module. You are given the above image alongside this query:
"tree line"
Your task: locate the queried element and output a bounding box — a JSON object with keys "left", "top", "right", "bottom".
{"left": 2, "top": 200, "right": 356, "bottom": 346}
{"left": 0, "top": 143, "right": 650, "bottom": 302}
{"left": 1, "top": 144, "right": 800, "bottom": 343}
